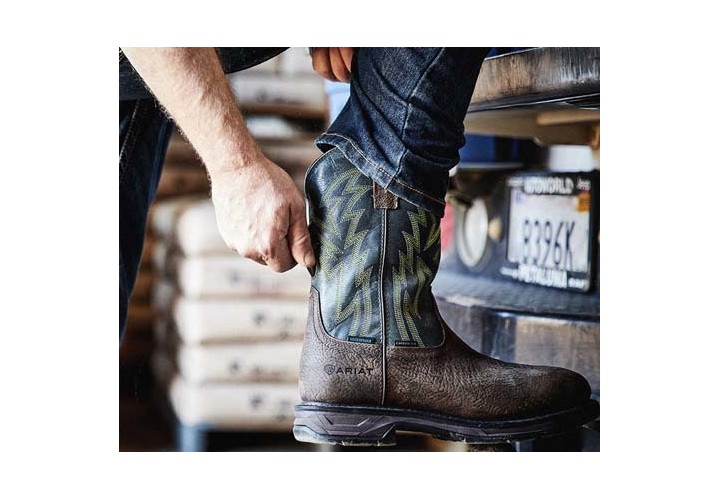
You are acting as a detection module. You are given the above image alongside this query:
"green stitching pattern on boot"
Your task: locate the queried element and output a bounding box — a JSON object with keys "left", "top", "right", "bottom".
{"left": 389, "top": 204, "right": 442, "bottom": 347}
{"left": 306, "top": 149, "right": 445, "bottom": 348}
{"left": 307, "top": 151, "right": 382, "bottom": 343}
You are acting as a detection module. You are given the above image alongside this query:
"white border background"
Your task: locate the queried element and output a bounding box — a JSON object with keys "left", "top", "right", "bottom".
{"left": 2, "top": 1, "right": 717, "bottom": 498}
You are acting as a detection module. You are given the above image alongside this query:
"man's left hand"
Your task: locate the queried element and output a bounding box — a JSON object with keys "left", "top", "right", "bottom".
{"left": 311, "top": 48, "right": 354, "bottom": 83}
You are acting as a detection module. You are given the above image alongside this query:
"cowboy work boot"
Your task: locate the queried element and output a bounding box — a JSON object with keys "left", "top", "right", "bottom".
{"left": 293, "top": 149, "right": 599, "bottom": 446}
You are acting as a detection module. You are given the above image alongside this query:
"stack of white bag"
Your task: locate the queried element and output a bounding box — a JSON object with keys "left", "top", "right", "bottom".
{"left": 150, "top": 196, "right": 310, "bottom": 431}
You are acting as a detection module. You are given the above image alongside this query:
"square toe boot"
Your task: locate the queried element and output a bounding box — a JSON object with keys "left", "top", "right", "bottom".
{"left": 293, "top": 149, "right": 599, "bottom": 446}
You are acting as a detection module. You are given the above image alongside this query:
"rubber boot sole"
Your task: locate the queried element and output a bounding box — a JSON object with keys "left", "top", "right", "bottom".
{"left": 293, "top": 400, "right": 599, "bottom": 446}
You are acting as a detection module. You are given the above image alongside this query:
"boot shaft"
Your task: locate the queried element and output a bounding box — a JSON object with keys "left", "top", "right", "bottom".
{"left": 305, "top": 148, "right": 444, "bottom": 349}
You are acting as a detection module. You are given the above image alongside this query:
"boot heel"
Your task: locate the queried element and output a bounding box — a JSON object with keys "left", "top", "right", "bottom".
{"left": 293, "top": 403, "right": 397, "bottom": 446}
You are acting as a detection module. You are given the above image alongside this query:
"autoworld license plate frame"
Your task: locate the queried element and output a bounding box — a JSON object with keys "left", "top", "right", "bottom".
{"left": 499, "top": 172, "right": 598, "bottom": 292}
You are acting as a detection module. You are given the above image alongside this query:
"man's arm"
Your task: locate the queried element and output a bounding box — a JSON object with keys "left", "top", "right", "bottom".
{"left": 121, "top": 47, "right": 315, "bottom": 272}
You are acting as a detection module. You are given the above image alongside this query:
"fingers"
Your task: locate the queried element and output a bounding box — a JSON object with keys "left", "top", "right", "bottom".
{"left": 245, "top": 207, "right": 300, "bottom": 273}
{"left": 328, "top": 48, "right": 351, "bottom": 83}
{"left": 243, "top": 239, "right": 294, "bottom": 272}
{"left": 250, "top": 214, "right": 294, "bottom": 272}
{"left": 245, "top": 253, "right": 267, "bottom": 267}
{"left": 288, "top": 202, "right": 316, "bottom": 268}
{"left": 311, "top": 47, "right": 337, "bottom": 82}
{"left": 264, "top": 237, "right": 295, "bottom": 273}
{"left": 264, "top": 200, "right": 314, "bottom": 272}
{"left": 311, "top": 47, "right": 353, "bottom": 82}
{"left": 211, "top": 159, "right": 311, "bottom": 274}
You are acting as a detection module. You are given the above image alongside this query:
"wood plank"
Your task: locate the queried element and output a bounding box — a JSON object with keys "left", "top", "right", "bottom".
{"left": 464, "top": 107, "right": 598, "bottom": 145}
{"left": 536, "top": 109, "right": 599, "bottom": 126}
{"left": 470, "top": 47, "right": 600, "bottom": 112}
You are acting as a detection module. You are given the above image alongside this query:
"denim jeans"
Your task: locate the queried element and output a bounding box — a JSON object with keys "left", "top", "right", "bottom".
{"left": 119, "top": 48, "right": 488, "bottom": 338}
{"left": 317, "top": 48, "right": 489, "bottom": 217}
{"left": 119, "top": 99, "right": 173, "bottom": 338}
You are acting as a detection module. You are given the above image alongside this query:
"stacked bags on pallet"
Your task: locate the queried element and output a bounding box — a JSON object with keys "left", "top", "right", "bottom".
{"left": 150, "top": 197, "right": 310, "bottom": 431}
{"left": 121, "top": 134, "right": 211, "bottom": 368}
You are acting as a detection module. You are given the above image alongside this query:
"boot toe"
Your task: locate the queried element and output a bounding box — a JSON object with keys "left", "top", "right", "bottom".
{"left": 541, "top": 366, "right": 592, "bottom": 412}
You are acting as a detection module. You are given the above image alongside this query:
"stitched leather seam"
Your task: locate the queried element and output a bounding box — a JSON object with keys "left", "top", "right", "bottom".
{"left": 310, "top": 288, "right": 381, "bottom": 352}
{"left": 433, "top": 298, "right": 449, "bottom": 346}
{"left": 379, "top": 208, "right": 388, "bottom": 405}
{"left": 386, "top": 300, "right": 448, "bottom": 357}
{"left": 303, "top": 148, "right": 337, "bottom": 195}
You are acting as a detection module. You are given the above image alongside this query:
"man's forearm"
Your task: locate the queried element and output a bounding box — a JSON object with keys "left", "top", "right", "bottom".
{"left": 122, "top": 47, "right": 316, "bottom": 272}
{"left": 121, "top": 47, "right": 259, "bottom": 176}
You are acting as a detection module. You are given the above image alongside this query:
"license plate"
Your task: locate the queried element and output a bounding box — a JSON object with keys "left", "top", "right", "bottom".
{"left": 501, "top": 174, "right": 594, "bottom": 291}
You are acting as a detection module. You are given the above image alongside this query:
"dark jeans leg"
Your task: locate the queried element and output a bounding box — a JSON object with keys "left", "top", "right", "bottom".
{"left": 119, "top": 99, "right": 173, "bottom": 340}
{"left": 317, "top": 48, "right": 490, "bottom": 217}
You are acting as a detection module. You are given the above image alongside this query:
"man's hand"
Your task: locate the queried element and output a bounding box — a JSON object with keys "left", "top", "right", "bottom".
{"left": 211, "top": 156, "right": 314, "bottom": 272}
{"left": 121, "top": 47, "right": 315, "bottom": 272}
{"left": 311, "top": 48, "right": 354, "bottom": 82}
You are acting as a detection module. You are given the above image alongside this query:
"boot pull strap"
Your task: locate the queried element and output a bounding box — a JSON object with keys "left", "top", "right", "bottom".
{"left": 373, "top": 183, "right": 398, "bottom": 210}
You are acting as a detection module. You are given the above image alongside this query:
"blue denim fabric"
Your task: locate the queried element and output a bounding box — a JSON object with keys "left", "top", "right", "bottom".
{"left": 119, "top": 99, "right": 174, "bottom": 339}
{"left": 317, "top": 48, "right": 490, "bottom": 217}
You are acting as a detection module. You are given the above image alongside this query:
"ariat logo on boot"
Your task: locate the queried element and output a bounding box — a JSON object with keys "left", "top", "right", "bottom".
{"left": 323, "top": 364, "right": 374, "bottom": 376}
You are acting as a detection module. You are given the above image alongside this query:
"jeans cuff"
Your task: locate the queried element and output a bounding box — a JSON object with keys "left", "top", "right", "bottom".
{"left": 316, "top": 133, "right": 446, "bottom": 218}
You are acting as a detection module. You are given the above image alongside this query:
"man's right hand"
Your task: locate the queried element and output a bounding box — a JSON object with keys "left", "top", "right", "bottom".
{"left": 210, "top": 154, "right": 315, "bottom": 273}
{"left": 121, "top": 48, "right": 316, "bottom": 273}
